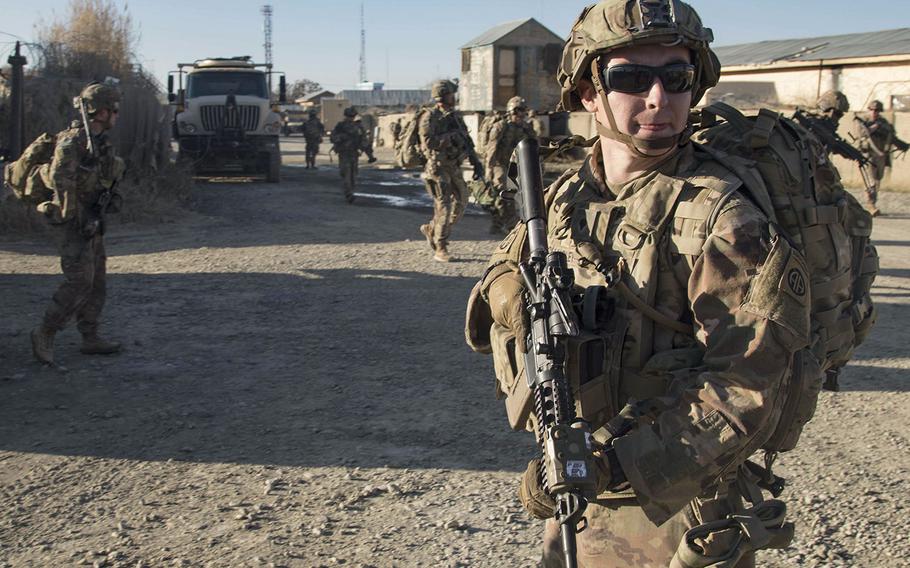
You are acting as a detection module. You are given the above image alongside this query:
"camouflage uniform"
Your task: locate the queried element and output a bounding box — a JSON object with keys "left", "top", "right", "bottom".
{"left": 419, "top": 103, "right": 472, "bottom": 256}
{"left": 483, "top": 112, "right": 535, "bottom": 233}
{"left": 330, "top": 112, "right": 373, "bottom": 202}
{"left": 466, "top": 2, "right": 810, "bottom": 566}
{"left": 41, "top": 123, "right": 117, "bottom": 338}
{"left": 32, "top": 83, "right": 125, "bottom": 365}
{"left": 855, "top": 101, "right": 909, "bottom": 210}
{"left": 302, "top": 114, "right": 325, "bottom": 169}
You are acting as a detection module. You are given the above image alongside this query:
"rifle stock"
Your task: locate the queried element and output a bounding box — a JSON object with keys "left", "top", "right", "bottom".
{"left": 515, "top": 139, "right": 597, "bottom": 568}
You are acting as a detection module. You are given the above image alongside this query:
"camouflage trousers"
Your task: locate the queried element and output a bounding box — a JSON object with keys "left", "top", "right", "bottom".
{"left": 488, "top": 165, "right": 517, "bottom": 233}
{"left": 865, "top": 154, "right": 887, "bottom": 206}
{"left": 43, "top": 221, "right": 107, "bottom": 336}
{"left": 338, "top": 153, "right": 359, "bottom": 200}
{"left": 540, "top": 497, "right": 755, "bottom": 568}
{"left": 305, "top": 138, "right": 320, "bottom": 168}
{"left": 423, "top": 165, "right": 468, "bottom": 248}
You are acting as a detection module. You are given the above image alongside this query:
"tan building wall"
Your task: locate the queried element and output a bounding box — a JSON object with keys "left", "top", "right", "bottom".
{"left": 461, "top": 45, "right": 495, "bottom": 112}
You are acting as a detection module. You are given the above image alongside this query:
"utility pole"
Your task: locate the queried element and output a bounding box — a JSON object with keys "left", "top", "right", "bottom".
{"left": 7, "top": 41, "right": 27, "bottom": 160}
{"left": 358, "top": 3, "right": 367, "bottom": 84}
{"left": 262, "top": 5, "right": 273, "bottom": 92}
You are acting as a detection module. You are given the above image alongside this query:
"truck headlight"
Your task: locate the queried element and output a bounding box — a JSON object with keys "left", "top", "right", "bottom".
{"left": 264, "top": 121, "right": 281, "bottom": 134}
{"left": 179, "top": 122, "right": 197, "bottom": 134}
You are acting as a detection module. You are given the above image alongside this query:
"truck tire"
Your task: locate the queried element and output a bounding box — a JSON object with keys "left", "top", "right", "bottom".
{"left": 266, "top": 152, "right": 281, "bottom": 183}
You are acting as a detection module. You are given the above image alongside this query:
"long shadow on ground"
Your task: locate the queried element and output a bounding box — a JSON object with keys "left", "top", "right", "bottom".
{"left": 0, "top": 269, "right": 533, "bottom": 473}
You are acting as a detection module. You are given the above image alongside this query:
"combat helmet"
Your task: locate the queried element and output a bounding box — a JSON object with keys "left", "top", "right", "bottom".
{"left": 308, "top": 110, "right": 318, "bottom": 118}
{"left": 558, "top": 0, "right": 720, "bottom": 156}
{"left": 506, "top": 96, "right": 529, "bottom": 115}
{"left": 76, "top": 81, "right": 121, "bottom": 116}
{"left": 431, "top": 79, "right": 458, "bottom": 102}
{"left": 817, "top": 90, "right": 849, "bottom": 114}
{"left": 343, "top": 106, "right": 358, "bottom": 118}
{"left": 868, "top": 100, "right": 884, "bottom": 112}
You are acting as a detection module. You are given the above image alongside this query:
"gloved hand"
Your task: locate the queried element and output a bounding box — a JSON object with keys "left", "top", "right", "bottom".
{"left": 368, "top": 155, "right": 378, "bottom": 163}
{"left": 518, "top": 459, "right": 556, "bottom": 520}
{"left": 486, "top": 272, "right": 529, "bottom": 352}
{"left": 472, "top": 161, "right": 485, "bottom": 181}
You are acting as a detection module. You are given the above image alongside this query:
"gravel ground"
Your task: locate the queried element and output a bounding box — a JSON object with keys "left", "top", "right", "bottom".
{"left": 0, "top": 137, "right": 907, "bottom": 567}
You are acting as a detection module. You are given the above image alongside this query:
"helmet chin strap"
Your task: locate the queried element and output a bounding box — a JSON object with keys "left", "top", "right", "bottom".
{"left": 589, "top": 59, "right": 683, "bottom": 159}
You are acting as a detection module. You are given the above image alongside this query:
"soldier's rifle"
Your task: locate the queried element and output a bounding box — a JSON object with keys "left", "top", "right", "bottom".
{"left": 515, "top": 138, "right": 597, "bottom": 568}
{"left": 76, "top": 96, "right": 111, "bottom": 236}
{"left": 445, "top": 111, "right": 485, "bottom": 180}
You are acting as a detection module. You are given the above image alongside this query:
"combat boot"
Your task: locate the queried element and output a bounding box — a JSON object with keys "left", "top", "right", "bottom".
{"left": 419, "top": 224, "right": 436, "bottom": 252}
{"left": 80, "top": 334, "right": 122, "bottom": 355}
{"left": 434, "top": 244, "right": 452, "bottom": 263}
{"left": 30, "top": 325, "right": 56, "bottom": 365}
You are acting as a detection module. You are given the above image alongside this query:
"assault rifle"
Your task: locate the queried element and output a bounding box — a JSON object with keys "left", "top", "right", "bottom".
{"left": 515, "top": 138, "right": 597, "bottom": 568}
{"left": 793, "top": 110, "right": 877, "bottom": 192}
{"left": 444, "top": 110, "right": 485, "bottom": 180}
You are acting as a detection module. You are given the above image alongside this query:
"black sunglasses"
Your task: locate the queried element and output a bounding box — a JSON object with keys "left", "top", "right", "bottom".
{"left": 601, "top": 63, "right": 696, "bottom": 94}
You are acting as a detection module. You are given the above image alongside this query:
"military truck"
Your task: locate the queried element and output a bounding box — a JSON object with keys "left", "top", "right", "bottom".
{"left": 168, "top": 56, "right": 286, "bottom": 182}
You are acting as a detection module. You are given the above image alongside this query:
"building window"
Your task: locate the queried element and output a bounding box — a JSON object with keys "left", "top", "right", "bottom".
{"left": 543, "top": 44, "right": 561, "bottom": 74}
{"left": 462, "top": 49, "right": 471, "bottom": 73}
{"left": 892, "top": 95, "right": 910, "bottom": 112}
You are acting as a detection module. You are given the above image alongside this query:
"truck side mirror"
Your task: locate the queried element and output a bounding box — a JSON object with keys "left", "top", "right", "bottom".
{"left": 167, "top": 75, "right": 174, "bottom": 95}
{"left": 279, "top": 76, "right": 287, "bottom": 104}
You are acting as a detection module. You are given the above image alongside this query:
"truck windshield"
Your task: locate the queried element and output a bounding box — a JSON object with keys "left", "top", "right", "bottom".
{"left": 187, "top": 72, "right": 267, "bottom": 98}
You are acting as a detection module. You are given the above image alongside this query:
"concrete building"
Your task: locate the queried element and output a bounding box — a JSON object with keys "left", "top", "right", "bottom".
{"left": 709, "top": 28, "right": 910, "bottom": 190}
{"left": 709, "top": 28, "right": 910, "bottom": 111}
{"left": 459, "top": 18, "right": 563, "bottom": 112}
{"left": 297, "top": 89, "right": 336, "bottom": 108}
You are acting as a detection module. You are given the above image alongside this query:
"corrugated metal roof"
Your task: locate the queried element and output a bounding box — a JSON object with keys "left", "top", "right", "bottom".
{"left": 335, "top": 90, "right": 432, "bottom": 107}
{"left": 715, "top": 28, "right": 910, "bottom": 67}
{"left": 461, "top": 18, "right": 561, "bottom": 49}
{"left": 302, "top": 89, "right": 335, "bottom": 101}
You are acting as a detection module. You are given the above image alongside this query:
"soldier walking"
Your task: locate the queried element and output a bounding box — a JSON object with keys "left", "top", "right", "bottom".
{"left": 483, "top": 96, "right": 535, "bottom": 234}
{"left": 31, "top": 82, "right": 125, "bottom": 365}
{"left": 302, "top": 110, "right": 325, "bottom": 169}
{"left": 330, "top": 106, "right": 376, "bottom": 203}
{"left": 855, "top": 99, "right": 910, "bottom": 216}
{"left": 418, "top": 80, "right": 484, "bottom": 262}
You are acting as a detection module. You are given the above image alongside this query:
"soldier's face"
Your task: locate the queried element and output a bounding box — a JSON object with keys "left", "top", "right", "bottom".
{"left": 870, "top": 109, "right": 881, "bottom": 120}
{"left": 94, "top": 107, "right": 118, "bottom": 130}
{"left": 580, "top": 45, "right": 692, "bottom": 146}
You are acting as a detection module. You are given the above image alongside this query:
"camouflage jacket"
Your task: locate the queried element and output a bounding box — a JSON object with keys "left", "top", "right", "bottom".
{"left": 484, "top": 119, "right": 536, "bottom": 173}
{"left": 468, "top": 142, "right": 810, "bottom": 525}
{"left": 419, "top": 106, "right": 472, "bottom": 174}
{"left": 42, "top": 121, "right": 118, "bottom": 222}
{"left": 302, "top": 117, "right": 325, "bottom": 142}
{"left": 330, "top": 120, "right": 369, "bottom": 157}
{"left": 856, "top": 115, "right": 909, "bottom": 161}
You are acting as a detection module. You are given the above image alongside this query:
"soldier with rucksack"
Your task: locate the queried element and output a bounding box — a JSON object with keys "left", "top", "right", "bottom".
{"left": 301, "top": 110, "right": 325, "bottom": 169}
{"left": 482, "top": 96, "right": 535, "bottom": 234}
{"left": 464, "top": 1, "right": 877, "bottom": 566}
{"left": 5, "top": 82, "right": 126, "bottom": 366}
{"left": 330, "top": 106, "right": 376, "bottom": 204}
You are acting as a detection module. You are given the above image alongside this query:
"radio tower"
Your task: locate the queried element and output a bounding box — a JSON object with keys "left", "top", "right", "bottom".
{"left": 262, "top": 5, "right": 273, "bottom": 67}
{"left": 358, "top": 3, "right": 367, "bottom": 83}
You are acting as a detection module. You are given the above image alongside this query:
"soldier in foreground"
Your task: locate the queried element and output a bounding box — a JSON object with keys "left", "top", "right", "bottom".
{"left": 465, "top": 1, "right": 857, "bottom": 565}
{"left": 330, "top": 106, "right": 376, "bottom": 203}
{"left": 855, "top": 100, "right": 910, "bottom": 216}
{"left": 418, "top": 80, "right": 484, "bottom": 262}
{"left": 302, "top": 110, "right": 325, "bottom": 169}
{"left": 482, "top": 96, "right": 536, "bottom": 234}
{"left": 31, "top": 82, "right": 125, "bottom": 365}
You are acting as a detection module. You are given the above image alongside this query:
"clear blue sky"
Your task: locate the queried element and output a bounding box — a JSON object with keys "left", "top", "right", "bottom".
{"left": 1, "top": 0, "right": 908, "bottom": 91}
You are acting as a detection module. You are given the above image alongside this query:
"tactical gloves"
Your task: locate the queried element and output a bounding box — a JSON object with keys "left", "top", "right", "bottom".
{"left": 486, "top": 272, "right": 529, "bottom": 352}
{"left": 517, "top": 454, "right": 618, "bottom": 520}
{"left": 471, "top": 160, "right": 485, "bottom": 181}
{"left": 518, "top": 459, "right": 556, "bottom": 519}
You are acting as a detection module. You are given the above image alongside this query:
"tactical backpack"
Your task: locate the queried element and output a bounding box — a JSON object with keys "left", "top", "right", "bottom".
{"left": 478, "top": 112, "right": 506, "bottom": 152}
{"left": 394, "top": 107, "right": 428, "bottom": 169}
{"left": 693, "top": 102, "right": 878, "bottom": 454}
{"left": 3, "top": 133, "right": 56, "bottom": 205}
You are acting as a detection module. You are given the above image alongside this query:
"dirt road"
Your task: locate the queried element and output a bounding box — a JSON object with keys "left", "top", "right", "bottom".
{"left": 1, "top": 137, "right": 908, "bottom": 567}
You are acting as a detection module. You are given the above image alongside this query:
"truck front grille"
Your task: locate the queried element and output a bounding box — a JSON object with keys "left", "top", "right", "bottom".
{"left": 200, "top": 105, "right": 261, "bottom": 132}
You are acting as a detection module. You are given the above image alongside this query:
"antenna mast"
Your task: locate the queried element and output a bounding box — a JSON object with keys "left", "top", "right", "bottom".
{"left": 262, "top": 5, "right": 274, "bottom": 66}
{"left": 359, "top": 3, "right": 367, "bottom": 83}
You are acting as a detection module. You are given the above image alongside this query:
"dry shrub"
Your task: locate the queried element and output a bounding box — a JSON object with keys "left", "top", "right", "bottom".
{"left": 37, "top": 0, "right": 137, "bottom": 80}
